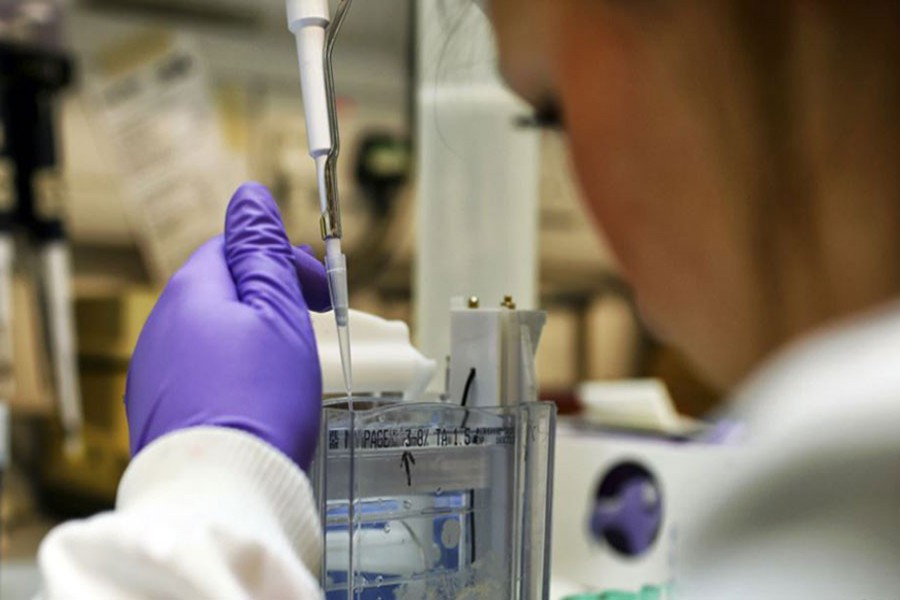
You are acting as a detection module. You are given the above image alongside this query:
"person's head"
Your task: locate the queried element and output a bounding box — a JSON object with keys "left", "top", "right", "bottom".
{"left": 490, "top": 1, "right": 900, "bottom": 389}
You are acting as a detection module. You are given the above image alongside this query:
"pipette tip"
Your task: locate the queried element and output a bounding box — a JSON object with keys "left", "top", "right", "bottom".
{"left": 325, "top": 244, "right": 352, "bottom": 396}
{"left": 337, "top": 321, "right": 352, "bottom": 396}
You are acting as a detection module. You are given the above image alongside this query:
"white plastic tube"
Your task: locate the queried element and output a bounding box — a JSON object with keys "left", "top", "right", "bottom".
{"left": 41, "top": 241, "right": 82, "bottom": 454}
{"left": 0, "top": 236, "right": 15, "bottom": 397}
{"left": 288, "top": 0, "right": 333, "bottom": 166}
{"left": 0, "top": 401, "right": 8, "bottom": 477}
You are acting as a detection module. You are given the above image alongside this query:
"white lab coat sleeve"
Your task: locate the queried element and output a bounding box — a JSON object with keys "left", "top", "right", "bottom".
{"left": 37, "top": 427, "right": 323, "bottom": 599}
{"left": 680, "top": 421, "right": 900, "bottom": 599}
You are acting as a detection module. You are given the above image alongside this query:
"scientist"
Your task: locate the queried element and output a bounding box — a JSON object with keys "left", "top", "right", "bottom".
{"left": 38, "top": 1, "right": 900, "bottom": 598}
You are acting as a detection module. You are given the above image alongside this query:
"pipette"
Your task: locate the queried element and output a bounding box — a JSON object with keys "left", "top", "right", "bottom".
{"left": 287, "top": 0, "right": 354, "bottom": 394}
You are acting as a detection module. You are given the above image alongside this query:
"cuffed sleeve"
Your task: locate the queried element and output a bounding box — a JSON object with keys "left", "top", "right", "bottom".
{"left": 38, "top": 427, "right": 322, "bottom": 599}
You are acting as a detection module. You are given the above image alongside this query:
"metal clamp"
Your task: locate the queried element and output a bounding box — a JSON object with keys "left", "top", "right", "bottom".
{"left": 321, "top": 0, "right": 353, "bottom": 240}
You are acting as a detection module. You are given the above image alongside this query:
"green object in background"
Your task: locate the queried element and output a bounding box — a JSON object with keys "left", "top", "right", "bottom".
{"left": 562, "top": 584, "right": 666, "bottom": 600}
{"left": 602, "top": 593, "right": 638, "bottom": 600}
{"left": 561, "top": 592, "right": 636, "bottom": 600}
{"left": 640, "top": 586, "right": 662, "bottom": 600}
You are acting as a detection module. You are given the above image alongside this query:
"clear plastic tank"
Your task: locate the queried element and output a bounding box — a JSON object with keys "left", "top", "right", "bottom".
{"left": 312, "top": 397, "right": 556, "bottom": 599}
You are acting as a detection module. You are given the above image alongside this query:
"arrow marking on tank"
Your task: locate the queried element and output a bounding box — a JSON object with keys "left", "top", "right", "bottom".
{"left": 401, "top": 451, "right": 416, "bottom": 486}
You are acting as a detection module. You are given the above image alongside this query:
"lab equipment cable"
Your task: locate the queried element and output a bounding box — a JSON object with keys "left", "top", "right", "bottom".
{"left": 287, "top": 0, "right": 355, "bottom": 397}
{"left": 460, "top": 367, "right": 475, "bottom": 428}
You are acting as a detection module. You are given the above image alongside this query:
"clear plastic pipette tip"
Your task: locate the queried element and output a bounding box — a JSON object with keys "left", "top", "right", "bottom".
{"left": 325, "top": 239, "right": 352, "bottom": 396}
{"left": 336, "top": 318, "right": 352, "bottom": 396}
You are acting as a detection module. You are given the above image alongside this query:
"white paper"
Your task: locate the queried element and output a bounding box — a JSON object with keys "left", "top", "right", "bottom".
{"left": 89, "top": 35, "right": 231, "bottom": 281}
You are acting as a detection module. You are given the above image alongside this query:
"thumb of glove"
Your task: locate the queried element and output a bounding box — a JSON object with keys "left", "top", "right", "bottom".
{"left": 225, "top": 183, "right": 309, "bottom": 329}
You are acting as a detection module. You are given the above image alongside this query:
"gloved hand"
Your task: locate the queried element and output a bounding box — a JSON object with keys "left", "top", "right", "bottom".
{"left": 125, "top": 182, "right": 331, "bottom": 470}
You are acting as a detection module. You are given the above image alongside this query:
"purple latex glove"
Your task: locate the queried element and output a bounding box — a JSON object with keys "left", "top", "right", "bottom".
{"left": 125, "top": 182, "right": 331, "bottom": 470}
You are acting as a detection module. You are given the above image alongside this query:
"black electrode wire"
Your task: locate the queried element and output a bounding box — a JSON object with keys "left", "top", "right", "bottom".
{"left": 458, "top": 366, "right": 477, "bottom": 565}
{"left": 460, "top": 367, "right": 475, "bottom": 428}
{"left": 460, "top": 367, "right": 475, "bottom": 407}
